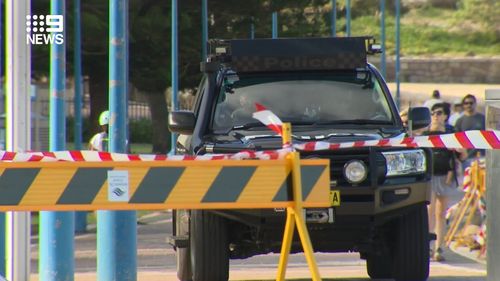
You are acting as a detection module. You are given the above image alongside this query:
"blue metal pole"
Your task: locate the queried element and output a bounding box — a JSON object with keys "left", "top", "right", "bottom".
{"left": 73, "top": 0, "right": 87, "bottom": 234}
{"left": 40, "top": 1, "right": 75, "bottom": 280}
{"left": 170, "top": 0, "right": 178, "bottom": 154}
{"left": 201, "top": 0, "right": 208, "bottom": 61}
{"left": 0, "top": 213, "right": 3, "bottom": 277}
{"left": 125, "top": 0, "right": 129, "bottom": 153}
{"left": 346, "top": 0, "right": 351, "bottom": 36}
{"left": 0, "top": 0, "right": 5, "bottom": 276}
{"left": 331, "top": 0, "right": 337, "bottom": 37}
{"left": 380, "top": 0, "right": 386, "bottom": 78}
{"left": 395, "top": 0, "right": 400, "bottom": 108}
{"left": 272, "top": 12, "right": 278, "bottom": 38}
{"left": 98, "top": 1, "right": 136, "bottom": 281}
{"left": 250, "top": 18, "right": 255, "bottom": 39}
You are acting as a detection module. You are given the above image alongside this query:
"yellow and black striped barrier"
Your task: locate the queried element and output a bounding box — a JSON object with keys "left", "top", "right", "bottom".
{"left": 0, "top": 159, "right": 329, "bottom": 212}
{"left": 0, "top": 123, "right": 329, "bottom": 280}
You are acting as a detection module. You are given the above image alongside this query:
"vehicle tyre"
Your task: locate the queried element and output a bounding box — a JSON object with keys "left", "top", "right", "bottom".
{"left": 392, "top": 204, "right": 430, "bottom": 281}
{"left": 366, "top": 253, "right": 392, "bottom": 279}
{"left": 190, "top": 210, "right": 229, "bottom": 281}
{"left": 176, "top": 210, "right": 192, "bottom": 281}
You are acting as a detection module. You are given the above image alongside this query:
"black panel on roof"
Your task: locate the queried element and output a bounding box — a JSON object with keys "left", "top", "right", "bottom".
{"left": 209, "top": 37, "right": 368, "bottom": 73}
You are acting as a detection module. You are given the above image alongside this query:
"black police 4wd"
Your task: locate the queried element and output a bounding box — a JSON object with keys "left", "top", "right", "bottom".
{"left": 168, "top": 37, "right": 432, "bottom": 281}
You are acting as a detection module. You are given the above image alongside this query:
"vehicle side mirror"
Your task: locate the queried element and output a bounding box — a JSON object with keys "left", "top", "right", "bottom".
{"left": 409, "top": 107, "right": 431, "bottom": 130}
{"left": 168, "top": 111, "right": 195, "bottom": 135}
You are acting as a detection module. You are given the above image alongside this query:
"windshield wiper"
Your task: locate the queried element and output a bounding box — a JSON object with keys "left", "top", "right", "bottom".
{"left": 316, "top": 119, "right": 393, "bottom": 125}
{"left": 232, "top": 122, "right": 267, "bottom": 130}
{"left": 281, "top": 119, "right": 317, "bottom": 125}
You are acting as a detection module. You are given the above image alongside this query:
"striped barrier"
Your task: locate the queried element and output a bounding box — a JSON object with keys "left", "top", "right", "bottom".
{"left": 0, "top": 159, "right": 329, "bottom": 212}
{"left": 295, "top": 130, "right": 500, "bottom": 151}
{"left": 0, "top": 122, "right": 328, "bottom": 281}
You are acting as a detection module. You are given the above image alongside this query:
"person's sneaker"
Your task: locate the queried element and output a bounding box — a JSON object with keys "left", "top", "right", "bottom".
{"left": 433, "top": 247, "right": 445, "bottom": 262}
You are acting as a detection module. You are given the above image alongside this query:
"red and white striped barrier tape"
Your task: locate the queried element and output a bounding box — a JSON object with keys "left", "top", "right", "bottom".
{"left": 294, "top": 130, "right": 500, "bottom": 151}
{"left": 251, "top": 104, "right": 500, "bottom": 151}
{"left": 253, "top": 103, "right": 283, "bottom": 137}
{"left": 2, "top": 130, "right": 499, "bottom": 162}
{"left": 0, "top": 148, "right": 292, "bottom": 163}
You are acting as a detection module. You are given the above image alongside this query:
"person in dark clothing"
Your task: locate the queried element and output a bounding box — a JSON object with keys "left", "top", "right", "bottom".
{"left": 424, "top": 103, "right": 466, "bottom": 262}
{"left": 455, "top": 94, "right": 485, "bottom": 132}
{"left": 454, "top": 94, "right": 485, "bottom": 164}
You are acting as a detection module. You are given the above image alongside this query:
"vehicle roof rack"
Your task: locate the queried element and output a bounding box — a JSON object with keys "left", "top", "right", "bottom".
{"left": 207, "top": 37, "right": 380, "bottom": 73}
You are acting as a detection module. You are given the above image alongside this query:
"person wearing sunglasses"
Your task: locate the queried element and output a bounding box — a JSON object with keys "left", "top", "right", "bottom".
{"left": 455, "top": 94, "right": 485, "bottom": 166}
{"left": 455, "top": 94, "right": 484, "bottom": 133}
{"left": 424, "top": 103, "right": 466, "bottom": 262}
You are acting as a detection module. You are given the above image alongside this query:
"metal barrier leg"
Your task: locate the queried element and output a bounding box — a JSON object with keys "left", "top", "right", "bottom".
{"left": 446, "top": 193, "right": 474, "bottom": 246}
{"left": 294, "top": 209, "right": 322, "bottom": 281}
{"left": 276, "top": 208, "right": 295, "bottom": 281}
{"left": 276, "top": 123, "right": 322, "bottom": 281}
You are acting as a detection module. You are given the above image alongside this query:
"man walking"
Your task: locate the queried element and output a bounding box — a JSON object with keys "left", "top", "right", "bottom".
{"left": 455, "top": 94, "right": 485, "bottom": 166}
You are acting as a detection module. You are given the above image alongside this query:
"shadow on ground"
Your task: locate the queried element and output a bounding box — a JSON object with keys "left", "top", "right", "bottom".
{"left": 248, "top": 276, "right": 486, "bottom": 281}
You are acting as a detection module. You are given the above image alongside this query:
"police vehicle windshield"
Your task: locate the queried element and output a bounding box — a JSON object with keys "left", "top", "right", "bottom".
{"left": 213, "top": 70, "right": 394, "bottom": 132}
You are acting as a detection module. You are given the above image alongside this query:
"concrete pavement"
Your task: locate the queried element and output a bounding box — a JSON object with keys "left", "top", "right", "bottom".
{"left": 28, "top": 211, "right": 486, "bottom": 281}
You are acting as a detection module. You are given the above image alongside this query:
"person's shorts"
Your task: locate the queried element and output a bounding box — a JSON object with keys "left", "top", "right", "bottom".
{"left": 431, "top": 175, "right": 456, "bottom": 197}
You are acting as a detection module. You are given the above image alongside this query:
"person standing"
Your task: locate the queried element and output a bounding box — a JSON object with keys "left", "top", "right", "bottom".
{"left": 423, "top": 89, "right": 443, "bottom": 110}
{"left": 455, "top": 94, "right": 485, "bottom": 165}
{"left": 424, "top": 103, "right": 465, "bottom": 261}
{"left": 89, "top": 110, "right": 109, "bottom": 151}
{"left": 448, "top": 99, "right": 463, "bottom": 127}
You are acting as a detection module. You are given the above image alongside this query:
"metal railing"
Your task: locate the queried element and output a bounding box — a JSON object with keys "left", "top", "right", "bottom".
{"left": 36, "top": 98, "right": 152, "bottom": 120}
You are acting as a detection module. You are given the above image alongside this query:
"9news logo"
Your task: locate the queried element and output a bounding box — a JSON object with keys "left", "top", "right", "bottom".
{"left": 26, "top": 15, "right": 64, "bottom": 45}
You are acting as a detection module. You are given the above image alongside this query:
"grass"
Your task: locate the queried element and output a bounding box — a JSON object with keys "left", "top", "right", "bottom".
{"left": 338, "top": 7, "right": 500, "bottom": 56}
{"left": 128, "top": 143, "right": 153, "bottom": 154}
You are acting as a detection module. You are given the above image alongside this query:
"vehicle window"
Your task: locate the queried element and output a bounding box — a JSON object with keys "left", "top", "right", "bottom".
{"left": 212, "top": 71, "right": 394, "bottom": 131}
{"left": 192, "top": 76, "right": 207, "bottom": 116}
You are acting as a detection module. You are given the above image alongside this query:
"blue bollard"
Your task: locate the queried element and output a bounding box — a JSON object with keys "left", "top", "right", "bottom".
{"left": 97, "top": 1, "right": 137, "bottom": 280}
{"left": 39, "top": 1, "right": 75, "bottom": 280}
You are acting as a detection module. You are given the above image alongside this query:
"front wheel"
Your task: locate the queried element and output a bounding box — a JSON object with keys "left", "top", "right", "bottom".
{"left": 392, "top": 205, "right": 430, "bottom": 281}
{"left": 366, "top": 253, "right": 392, "bottom": 279}
{"left": 190, "top": 210, "right": 229, "bottom": 281}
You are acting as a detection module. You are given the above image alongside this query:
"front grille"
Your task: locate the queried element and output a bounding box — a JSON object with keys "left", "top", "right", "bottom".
{"left": 302, "top": 148, "right": 385, "bottom": 187}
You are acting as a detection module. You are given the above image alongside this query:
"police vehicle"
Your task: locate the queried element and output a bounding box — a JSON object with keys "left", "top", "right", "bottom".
{"left": 168, "top": 37, "right": 432, "bottom": 281}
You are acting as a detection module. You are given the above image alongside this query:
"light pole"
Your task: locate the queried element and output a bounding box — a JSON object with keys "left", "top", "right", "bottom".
{"left": 395, "top": 0, "right": 401, "bottom": 108}
{"left": 40, "top": 1, "right": 75, "bottom": 280}
{"left": 201, "top": 0, "right": 208, "bottom": 61}
{"left": 345, "top": 0, "right": 351, "bottom": 36}
{"left": 380, "top": 0, "right": 386, "bottom": 78}
{"left": 97, "top": 0, "right": 137, "bottom": 280}
{"left": 331, "top": 0, "right": 337, "bottom": 37}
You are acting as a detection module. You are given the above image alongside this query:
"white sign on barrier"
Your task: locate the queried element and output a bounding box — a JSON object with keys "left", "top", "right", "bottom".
{"left": 108, "top": 170, "right": 129, "bottom": 202}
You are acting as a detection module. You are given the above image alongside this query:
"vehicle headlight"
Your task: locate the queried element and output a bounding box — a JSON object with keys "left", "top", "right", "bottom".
{"left": 343, "top": 160, "right": 368, "bottom": 184}
{"left": 382, "top": 149, "right": 426, "bottom": 177}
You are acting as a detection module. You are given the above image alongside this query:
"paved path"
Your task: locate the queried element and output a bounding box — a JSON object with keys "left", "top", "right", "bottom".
{"left": 29, "top": 211, "right": 486, "bottom": 281}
